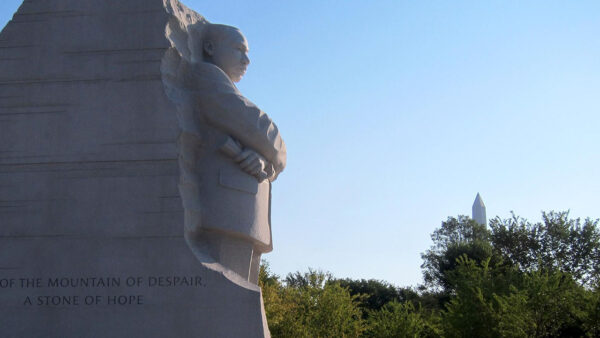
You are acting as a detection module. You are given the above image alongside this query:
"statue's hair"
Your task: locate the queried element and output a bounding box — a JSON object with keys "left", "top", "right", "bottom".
{"left": 202, "top": 24, "right": 240, "bottom": 45}
{"left": 201, "top": 24, "right": 242, "bottom": 61}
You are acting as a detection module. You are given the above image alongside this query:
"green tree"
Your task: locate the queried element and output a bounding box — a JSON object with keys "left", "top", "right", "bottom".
{"left": 259, "top": 211, "right": 600, "bottom": 336}
{"left": 263, "top": 268, "right": 366, "bottom": 337}
{"left": 442, "top": 256, "right": 534, "bottom": 338}
{"left": 335, "top": 278, "right": 413, "bottom": 312}
{"left": 259, "top": 261, "right": 289, "bottom": 332}
{"left": 440, "top": 255, "right": 592, "bottom": 337}
{"left": 421, "top": 215, "right": 493, "bottom": 292}
{"left": 582, "top": 285, "right": 600, "bottom": 337}
{"left": 490, "top": 211, "right": 600, "bottom": 287}
{"left": 364, "top": 301, "right": 438, "bottom": 338}
{"left": 521, "top": 269, "right": 588, "bottom": 337}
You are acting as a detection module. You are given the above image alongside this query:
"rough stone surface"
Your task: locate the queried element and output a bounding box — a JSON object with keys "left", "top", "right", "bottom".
{"left": 0, "top": 0, "right": 270, "bottom": 336}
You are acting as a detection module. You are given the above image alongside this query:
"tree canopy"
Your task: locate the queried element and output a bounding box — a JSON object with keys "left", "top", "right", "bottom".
{"left": 260, "top": 211, "right": 600, "bottom": 337}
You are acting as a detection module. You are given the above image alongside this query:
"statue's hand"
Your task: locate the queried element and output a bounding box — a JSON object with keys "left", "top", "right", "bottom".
{"left": 234, "top": 149, "right": 270, "bottom": 181}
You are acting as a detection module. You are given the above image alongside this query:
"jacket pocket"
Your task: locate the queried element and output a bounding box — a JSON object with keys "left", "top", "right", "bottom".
{"left": 219, "top": 167, "right": 258, "bottom": 195}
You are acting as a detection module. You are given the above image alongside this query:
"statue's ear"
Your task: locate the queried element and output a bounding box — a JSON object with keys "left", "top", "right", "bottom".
{"left": 203, "top": 40, "right": 214, "bottom": 56}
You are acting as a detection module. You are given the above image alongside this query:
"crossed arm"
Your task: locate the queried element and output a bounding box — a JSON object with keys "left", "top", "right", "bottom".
{"left": 218, "top": 135, "right": 275, "bottom": 181}
{"left": 235, "top": 148, "right": 274, "bottom": 181}
{"left": 189, "top": 63, "right": 286, "bottom": 182}
{"left": 181, "top": 61, "right": 286, "bottom": 182}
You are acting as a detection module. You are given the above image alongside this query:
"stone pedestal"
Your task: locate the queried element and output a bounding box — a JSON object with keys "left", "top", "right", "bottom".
{"left": 0, "top": 0, "right": 269, "bottom": 336}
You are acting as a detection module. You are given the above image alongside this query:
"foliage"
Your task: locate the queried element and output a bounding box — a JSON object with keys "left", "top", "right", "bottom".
{"left": 259, "top": 262, "right": 288, "bottom": 332}
{"left": 582, "top": 284, "right": 600, "bottom": 337}
{"left": 522, "top": 268, "right": 588, "bottom": 337}
{"left": 364, "top": 301, "right": 434, "bottom": 338}
{"left": 442, "top": 256, "right": 534, "bottom": 338}
{"left": 335, "top": 278, "right": 413, "bottom": 312}
{"left": 284, "top": 268, "right": 332, "bottom": 289}
{"left": 490, "top": 211, "right": 600, "bottom": 287}
{"left": 260, "top": 264, "right": 366, "bottom": 337}
{"left": 421, "top": 215, "right": 493, "bottom": 291}
{"left": 422, "top": 212, "right": 600, "bottom": 293}
{"left": 441, "top": 255, "right": 593, "bottom": 337}
{"left": 258, "top": 211, "right": 600, "bottom": 337}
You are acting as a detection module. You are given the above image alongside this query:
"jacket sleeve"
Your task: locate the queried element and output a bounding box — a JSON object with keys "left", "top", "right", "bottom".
{"left": 185, "top": 62, "right": 286, "bottom": 176}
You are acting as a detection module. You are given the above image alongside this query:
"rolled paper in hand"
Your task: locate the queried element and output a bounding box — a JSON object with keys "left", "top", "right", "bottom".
{"left": 219, "top": 136, "right": 270, "bottom": 181}
{"left": 219, "top": 136, "right": 243, "bottom": 158}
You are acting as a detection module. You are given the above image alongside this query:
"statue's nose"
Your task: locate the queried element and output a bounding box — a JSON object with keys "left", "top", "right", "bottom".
{"left": 242, "top": 54, "right": 250, "bottom": 65}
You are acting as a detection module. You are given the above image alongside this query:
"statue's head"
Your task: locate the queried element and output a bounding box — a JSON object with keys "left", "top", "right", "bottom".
{"left": 202, "top": 24, "right": 250, "bottom": 83}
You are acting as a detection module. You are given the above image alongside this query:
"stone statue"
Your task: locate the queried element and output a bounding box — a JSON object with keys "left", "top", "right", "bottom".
{"left": 2, "top": 0, "right": 276, "bottom": 334}
{"left": 176, "top": 24, "right": 286, "bottom": 285}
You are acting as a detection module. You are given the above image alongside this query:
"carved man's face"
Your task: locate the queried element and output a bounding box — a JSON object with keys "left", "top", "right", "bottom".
{"left": 205, "top": 28, "right": 250, "bottom": 83}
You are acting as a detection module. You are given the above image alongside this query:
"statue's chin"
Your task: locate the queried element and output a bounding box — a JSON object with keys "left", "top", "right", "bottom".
{"left": 231, "top": 74, "right": 243, "bottom": 83}
{"left": 228, "top": 69, "right": 246, "bottom": 83}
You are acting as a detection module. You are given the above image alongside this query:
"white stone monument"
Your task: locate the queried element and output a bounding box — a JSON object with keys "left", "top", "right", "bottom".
{"left": 165, "top": 23, "right": 286, "bottom": 287}
{"left": 0, "top": 0, "right": 283, "bottom": 336}
{"left": 472, "top": 193, "right": 487, "bottom": 226}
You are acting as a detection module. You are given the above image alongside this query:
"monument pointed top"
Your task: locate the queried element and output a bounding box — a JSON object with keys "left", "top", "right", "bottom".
{"left": 473, "top": 192, "right": 485, "bottom": 208}
{"left": 472, "top": 193, "right": 487, "bottom": 226}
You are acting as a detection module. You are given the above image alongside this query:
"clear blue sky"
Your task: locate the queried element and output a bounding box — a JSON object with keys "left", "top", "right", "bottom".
{"left": 2, "top": 1, "right": 599, "bottom": 287}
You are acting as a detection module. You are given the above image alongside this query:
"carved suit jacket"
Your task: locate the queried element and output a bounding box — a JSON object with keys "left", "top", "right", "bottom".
{"left": 177, "top": 61, "right": 286, "bottom": 253}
